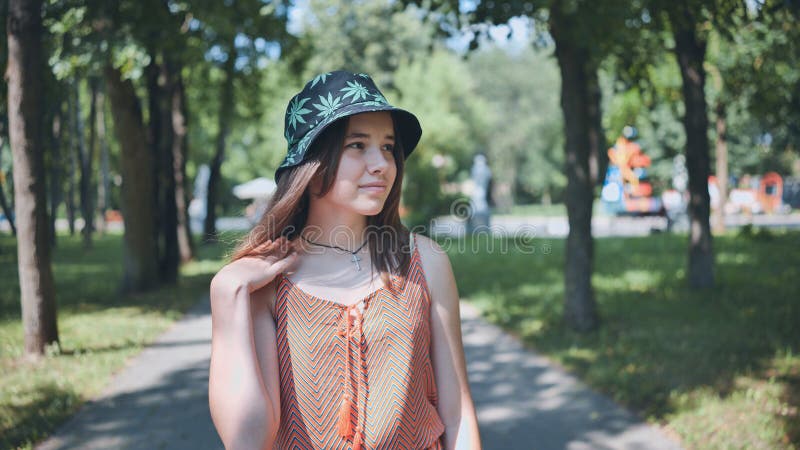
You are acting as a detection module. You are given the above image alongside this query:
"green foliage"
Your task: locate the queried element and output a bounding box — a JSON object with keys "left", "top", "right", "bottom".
{"left": 225, "top": 60, "right": 303, "bottom": 183}
{"left": 299, "top": 0, "right": 435, "bottom": 88}
{"left": 467, "top": 44, "right": 565, "bottom": 204}
{"left": 393, "top": 49, "right": 484, "bottom": 166}
{"left": 392, "top": 49, "right": 487, "bottom": 226}
{"left": 600, "top": 51, "right": 685, "bottom": 189}
{"left": 447, "top": 231, "right": 800, "bottom": 449}
{"left": 705, "top": 8, "right": 800, "bottom": 171}
{"left": 600, "top": 0, "right": 800, "bottom": 188}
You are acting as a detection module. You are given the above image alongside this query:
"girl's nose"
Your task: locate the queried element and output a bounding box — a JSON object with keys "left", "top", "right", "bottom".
{"left": 367, "top": 146, "right": 390, "bottom": 174}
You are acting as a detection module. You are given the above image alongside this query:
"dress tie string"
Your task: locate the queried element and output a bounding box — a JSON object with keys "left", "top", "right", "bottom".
{"left": 337, "top": 304, "right": 366, "bottom": 450}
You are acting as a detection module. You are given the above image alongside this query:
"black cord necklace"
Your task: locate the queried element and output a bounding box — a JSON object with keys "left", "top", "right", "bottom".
{"left": 300, "top": 235, "right": 369, "bottom": 271}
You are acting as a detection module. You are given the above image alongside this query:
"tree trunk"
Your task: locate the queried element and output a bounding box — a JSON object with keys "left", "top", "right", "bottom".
{"left": 65, "top": 83, "right": 78, "bottom": 236}
{"left": 203, "top": 52, "right": 236, "bottom": 243}
{"left": 145, "top": 55, "right": 163, "bottom": 266}
{"left": 95, "top": 82, "right": 111, "bottom": 234}
{"left": 170, "top": 63, "right": 195, "bottom": 262}
{"left": 153, "top": 58, "right": 179, "bottom": 283}
{"left": 48, "top": 102, "right": 63, "bottom": 245}
{"left": 7, "top": 0, "right": 59, "bottom": 356}
{"left": 551, "top": 7, "right": 601, "bottom": 332}
{"left": 672, "top": 18, "right": 715, "bottom": 289}
{"left": 145, "top": 53, "right": 180, "bottom": 284}
{"left": 713, "top": 101, "right": 728, "bottom": 234}
{"left": 80, "top": 78, "right": 98, "bottom": 248}
{"left": 105, "top": 65, "right": 159, "bottom": 292}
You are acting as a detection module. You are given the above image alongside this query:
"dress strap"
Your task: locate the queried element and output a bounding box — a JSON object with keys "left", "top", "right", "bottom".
{"left": 409, "top": 231, "right": 415, "bottom": 254}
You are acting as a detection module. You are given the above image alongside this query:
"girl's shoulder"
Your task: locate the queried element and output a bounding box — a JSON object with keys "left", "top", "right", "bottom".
{"left": 410, "top": 232, "right": 445, "bottom": 256}
{"left": 252, "top": 277, "right": 279, "bottom": 317}
{"left": 411, "top": 233, "right": 459, "bottom": 311}
{"left": 410, "top": 233, "right": 451, "bottom": 279}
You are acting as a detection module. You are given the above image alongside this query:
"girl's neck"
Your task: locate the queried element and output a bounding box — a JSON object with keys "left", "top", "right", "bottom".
{"left": 303, "top": 203, "right": 368, "bottom": 250}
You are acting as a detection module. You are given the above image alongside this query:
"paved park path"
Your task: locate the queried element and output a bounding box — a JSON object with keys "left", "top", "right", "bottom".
{"left": 36, "top": 298, "right": 683, "bottom": 450}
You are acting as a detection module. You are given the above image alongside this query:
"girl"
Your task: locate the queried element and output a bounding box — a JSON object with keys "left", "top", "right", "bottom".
{"left": 208, "top": 71, "right": 481, "bottom": 450}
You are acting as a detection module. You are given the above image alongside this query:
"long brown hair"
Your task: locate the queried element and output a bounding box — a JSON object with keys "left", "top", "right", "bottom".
{"left": 230, "top": 113, "right": 412, "bottom": 290}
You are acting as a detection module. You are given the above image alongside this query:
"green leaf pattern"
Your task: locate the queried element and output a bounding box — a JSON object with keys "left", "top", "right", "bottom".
{"left": 313, "top": 92, "right": 343, "bottom": 118}
{"left": 310, "top": 72, "right": 331, "bottom": 88}
{"left": 287, "top": 97, "right": 311, "bottom": 131}
{"left": 295, "top": 128, "right": 316, "bottom": 156}
{"left": 340, "top": 81, "right": 370, "bottom": 102}
{"left": 284, "top": 128, "right": 297, "bottom": 146}
{"left": 372, "top": 92, "right": 388, "bottom": 104}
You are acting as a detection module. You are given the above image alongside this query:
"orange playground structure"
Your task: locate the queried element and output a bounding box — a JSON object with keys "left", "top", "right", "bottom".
{"left": 601, "top": 129, "right": 663, "bottom": 215}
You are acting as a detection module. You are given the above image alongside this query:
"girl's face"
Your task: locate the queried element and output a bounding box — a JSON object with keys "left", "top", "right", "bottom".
{"left": 313, "top": 111, "right": 397, "bottom": 216}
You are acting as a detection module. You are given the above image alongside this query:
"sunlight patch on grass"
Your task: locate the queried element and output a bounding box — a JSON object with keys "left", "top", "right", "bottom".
{"left": 667, "top": 375, "right": 791, "bottom": 449}
{"left": 594, "top": 268, "right": 663, "bottom": 293}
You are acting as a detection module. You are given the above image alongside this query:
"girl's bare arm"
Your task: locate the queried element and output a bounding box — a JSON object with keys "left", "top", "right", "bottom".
{"left": 208, "top": 238, "right": 297, "bottom": 449}
{"left": 416, "top": 235, "right": 482, "bottom": 450}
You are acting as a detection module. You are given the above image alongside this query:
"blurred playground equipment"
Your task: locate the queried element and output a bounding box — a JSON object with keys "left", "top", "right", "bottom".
{"left": 601, "top": 126, "right": 664, "bottom": 216}
{"left": 723, "top": 172, "right": 795, "bottom": 215}
{"left": 602, "top": 127, "right": 797, "bottom": 227}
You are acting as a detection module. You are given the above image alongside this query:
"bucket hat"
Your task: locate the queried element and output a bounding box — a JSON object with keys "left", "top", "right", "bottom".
{"left": 275, "top": 70, "right": 422, "bottom": 181}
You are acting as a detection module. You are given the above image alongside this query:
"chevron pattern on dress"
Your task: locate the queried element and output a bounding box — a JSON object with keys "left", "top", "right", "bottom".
{"left": 273, "top": 233, "right": 445, "bottom": 450}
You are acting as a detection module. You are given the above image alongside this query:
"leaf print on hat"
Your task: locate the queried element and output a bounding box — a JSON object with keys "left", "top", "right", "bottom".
{"left": 284, "top": 128, "right": 297, "bottom": 146}
{"left": 340, "top": 81, "right": 370, "bottom": 102}
{"left": 295, "top": 129, "right": 315, "bottom": 155}
{"left": 360, "top": 101, "right": 387, "bottom": 107}
{"left": 372, "top": 92, "right": 389, "bottom": 104}
{"left": 310, "top": 72, "right": 331, "bottom": 88}
{"left": 313, "top": 92, "right": 343, "bottom": 118}
{"left": 287, "top": 97, "right": 312, "bottom": 130}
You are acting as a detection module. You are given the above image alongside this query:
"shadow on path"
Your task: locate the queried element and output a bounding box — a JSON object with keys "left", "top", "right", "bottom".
{"left": 36, "top": 300, "right": 222, "bottom": 450}
{"left": 461, "top": 303, "right": 681, "bottom": 450}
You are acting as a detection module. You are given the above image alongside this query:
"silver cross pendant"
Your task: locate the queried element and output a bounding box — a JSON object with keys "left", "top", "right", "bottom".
{"left": 351, "top": 253, "right": 362, "bottom": 271}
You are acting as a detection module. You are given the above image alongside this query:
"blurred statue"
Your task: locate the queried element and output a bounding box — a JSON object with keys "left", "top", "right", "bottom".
{"left": 188, "top": 164, "right": 211, "bottom": 234}
{"left": 664, "top": 154, "right": 689, "bottom": 232}
{"left": 468, "top": 153, "right": 492, "bottom": 234}
{"left": 672, "top": 154, "right": 688, "bottom": 192}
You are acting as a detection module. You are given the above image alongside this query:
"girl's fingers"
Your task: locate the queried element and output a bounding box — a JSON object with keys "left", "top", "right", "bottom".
{"left": 251, "top": 236, "right": 292, "bottom": 257}
{"left": 275, "top": 237, "right": 288, "bottom": 254}
{"left": 265, "top": 250, "right": 299, "bottom": 279}
{"left": 250, "top": 238, "right": 276, "bottom": 256}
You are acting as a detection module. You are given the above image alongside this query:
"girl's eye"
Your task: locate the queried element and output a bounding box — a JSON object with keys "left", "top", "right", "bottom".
{"left": 346, "top": 142, "right": 365, "bottom": 150}
{"left": 345, "top": 142, "right": 394, "bottom": 153}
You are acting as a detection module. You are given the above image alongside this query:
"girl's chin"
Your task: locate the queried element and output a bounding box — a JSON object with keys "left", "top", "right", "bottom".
{"left": 353, "top": 200, "right": 387, "bottom": 216}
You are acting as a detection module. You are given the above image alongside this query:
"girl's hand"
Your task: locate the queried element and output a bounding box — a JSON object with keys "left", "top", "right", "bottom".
{"left": 212, "top": 236, "right": 300, "bottom": 295}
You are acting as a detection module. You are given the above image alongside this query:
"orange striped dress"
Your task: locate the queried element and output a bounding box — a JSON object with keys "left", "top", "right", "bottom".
{"left": 273, "top": 233, "right": 445, "bottom": 449}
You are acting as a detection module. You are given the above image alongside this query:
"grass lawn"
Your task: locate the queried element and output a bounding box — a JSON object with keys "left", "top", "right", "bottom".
{"left": 445, "top": 230, "right": 800, "bottom": 449}
{"left": 503, "top": 200, "right": 613, "bottom": 217}
{"left": 504, "top": 203, "right": 567, "bottom": 217}
{"left": 0, "top": 231, "right": 235, "bottom": 450}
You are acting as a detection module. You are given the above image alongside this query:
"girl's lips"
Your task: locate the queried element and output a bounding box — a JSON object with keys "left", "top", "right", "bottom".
{"left": 359, "top": 186, "right": 387, "bottom": 194}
